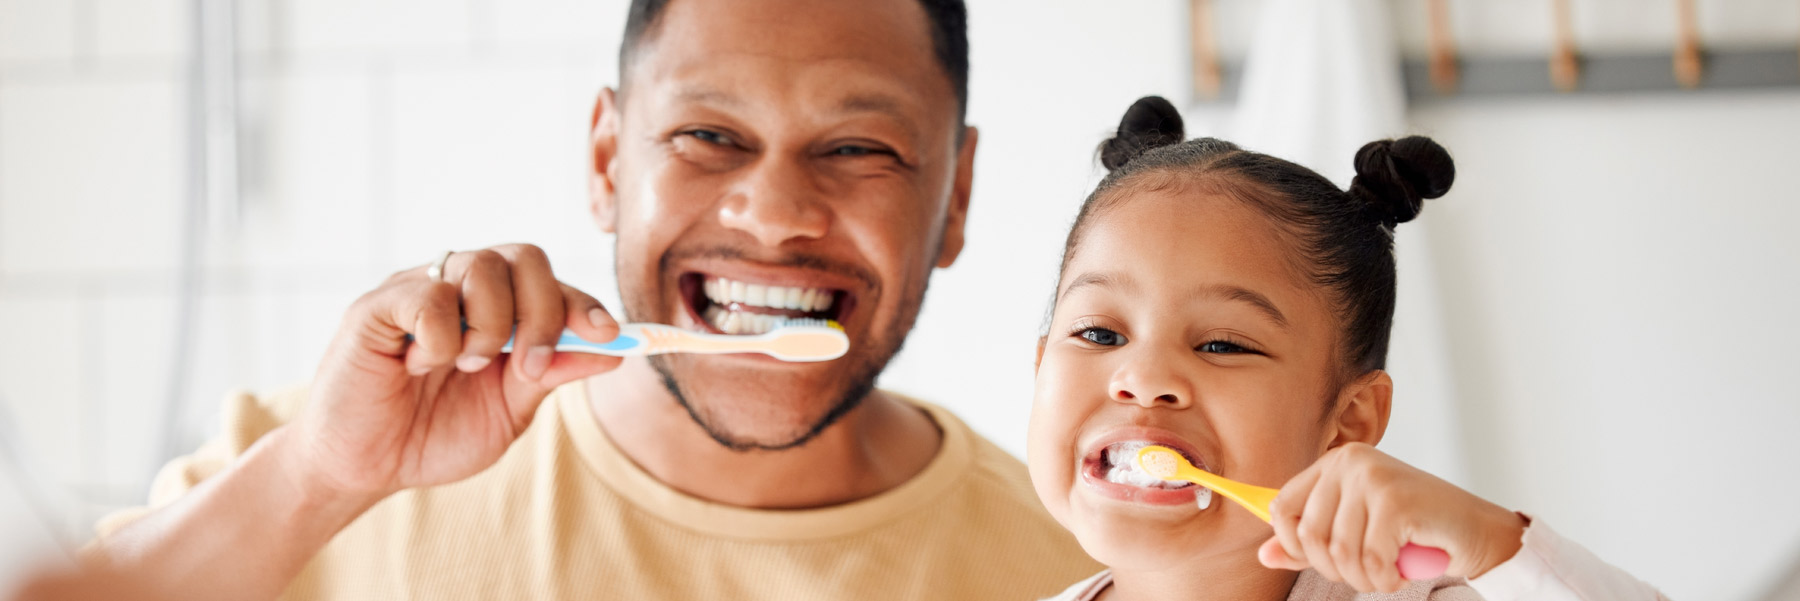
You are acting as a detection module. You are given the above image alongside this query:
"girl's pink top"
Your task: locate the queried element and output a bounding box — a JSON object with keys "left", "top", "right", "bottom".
{"left": 1041, "top": 516, "right": 1670, "bottom": 601}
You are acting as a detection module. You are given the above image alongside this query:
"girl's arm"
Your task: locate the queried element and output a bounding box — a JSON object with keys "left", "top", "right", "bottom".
{"left": 1466, "top": 515, "right": 1671, "bottom": 601}
{"left": 1258, "top": 443, "right": 1669, "bottom": 600}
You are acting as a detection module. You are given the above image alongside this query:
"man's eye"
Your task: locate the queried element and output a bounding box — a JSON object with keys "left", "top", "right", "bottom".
{"left": 831, "top": 145, "right": 884, "bottom": 157}
{"left": 684, "top": 130, "right": 733, "bottom": 147}
{"left": 1079, "top": 328, "right": 1126, "bottom": 347}
{"left": 1197, "top": 340, "right": 1249, "bottom": 354}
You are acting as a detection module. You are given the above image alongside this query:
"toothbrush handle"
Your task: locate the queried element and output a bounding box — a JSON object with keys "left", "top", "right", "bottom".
{"left": 1397, "top": 543, "right": 1450, "bottom": 580}
{"left": 499, "top": 328, "right": 644, "bottom": 356}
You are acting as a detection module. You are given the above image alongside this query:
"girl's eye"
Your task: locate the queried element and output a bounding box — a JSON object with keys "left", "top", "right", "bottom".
{"left": 1197, "top": 340, "right": 1250, "bottom": 354}
{"left": 1079, "top": 328, "right": 1126, "bottom": 347}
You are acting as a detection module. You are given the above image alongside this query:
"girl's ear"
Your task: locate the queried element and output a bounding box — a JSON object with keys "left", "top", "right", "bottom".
{"left": 1033, "top": 336, "right": 1048, "bottom": 372}
{"left": 1326, "top": 370, "right": 1393, "bottom": 450}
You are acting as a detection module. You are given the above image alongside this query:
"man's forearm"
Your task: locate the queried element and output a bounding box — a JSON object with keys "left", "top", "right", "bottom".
{"left": 92, "top": 426, "right": 383, "bottom": 601}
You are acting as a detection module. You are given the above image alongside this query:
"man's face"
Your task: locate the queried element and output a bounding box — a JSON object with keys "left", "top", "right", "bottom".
{"left": 590, "top": 0, "right": 974, "bottom": 450}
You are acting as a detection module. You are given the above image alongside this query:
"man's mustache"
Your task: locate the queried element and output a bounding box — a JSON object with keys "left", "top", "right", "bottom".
{"left": 660, "top": 246, "right": 879, "bottom": 293}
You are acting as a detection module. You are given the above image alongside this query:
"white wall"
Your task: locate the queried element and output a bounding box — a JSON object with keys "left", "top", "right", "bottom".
{"left": 2, "top": 1, "right": 1798, "bottom": 600}
{"left": 1412, "top": 90, "right": 1800, "bottom": 601}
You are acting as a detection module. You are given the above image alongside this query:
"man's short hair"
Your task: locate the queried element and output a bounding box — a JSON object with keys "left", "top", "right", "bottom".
{"left": 618, "top": 0, "right": 970, "bottom": 125}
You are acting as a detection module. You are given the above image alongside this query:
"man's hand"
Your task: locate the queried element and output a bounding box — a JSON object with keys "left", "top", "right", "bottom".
{"left": 91, "top": 244, "right": 622, "bottom": 601}
{"left": 288, "top": 243, "right": 622, "bottom": 503}
{"left": 1258, "top": 443, "right": 1528, "bottom": 593}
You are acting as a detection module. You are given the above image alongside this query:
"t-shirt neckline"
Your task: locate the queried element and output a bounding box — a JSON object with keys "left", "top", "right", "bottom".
{"left": 555, "top": 382, "right": 975, "bottom": 542}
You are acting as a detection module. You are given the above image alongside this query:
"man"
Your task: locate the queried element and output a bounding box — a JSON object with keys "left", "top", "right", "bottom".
{"left": 83, "top": 0, "right": 1100, "bottom": 599}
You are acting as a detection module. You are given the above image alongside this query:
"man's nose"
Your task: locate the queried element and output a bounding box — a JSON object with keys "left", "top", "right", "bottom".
{"left": 1108, "top": 349, "right": 1194, "bottom": 409}
{"left": 717, "top": 155, "right": 830, "bottom": 248}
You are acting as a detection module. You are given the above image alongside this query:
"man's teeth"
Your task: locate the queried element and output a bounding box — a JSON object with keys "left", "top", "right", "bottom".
{"left": 1102, "top": 442, "right": 1195, "bottom": 491}
{"left": 700, "top": 276, "right": 837, "bottom": 336}
{"left": 703, "top": 277, "right": 834, "bottom": 313}
{"left": 702, "top": 305, "right": 793, "bottom": 336}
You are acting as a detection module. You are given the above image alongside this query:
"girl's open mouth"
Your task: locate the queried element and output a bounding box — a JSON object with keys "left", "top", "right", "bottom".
{"left": 680, "top": 273, "right": 853, "bottom": 335}
{"left": 1080, "top": 439, "right": 1214, "bottom": 507}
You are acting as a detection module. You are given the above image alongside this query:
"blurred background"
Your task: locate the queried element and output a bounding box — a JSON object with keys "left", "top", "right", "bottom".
{"left": 1, "top": 0, "right": 1797, "bottom": 598}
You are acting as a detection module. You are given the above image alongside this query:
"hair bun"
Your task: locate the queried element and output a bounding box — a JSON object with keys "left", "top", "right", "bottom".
{"left": 1100, "top": 96, "right": 1185, "bottom": 172}
{"left": 1348, "top": 136, "right": 1455, "bottom": 226}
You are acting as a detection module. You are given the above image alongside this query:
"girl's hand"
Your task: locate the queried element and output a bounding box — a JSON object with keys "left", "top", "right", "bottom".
{"left": 1257, "top": 442, "right": 1528, "bottom": 593}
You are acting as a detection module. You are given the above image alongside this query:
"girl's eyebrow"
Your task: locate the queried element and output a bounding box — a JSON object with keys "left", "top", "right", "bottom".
{"left": 1058, "top": 270, "right": 1133, "bottom": 302}
{"left": 1060, "top": 270, "right": 1288, "bottom": 329}
{"left": 1189, "top": 284, "right": 1289, "bottom": 329}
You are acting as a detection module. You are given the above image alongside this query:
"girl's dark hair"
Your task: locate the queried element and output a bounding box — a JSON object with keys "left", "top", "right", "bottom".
{"left": 1065, "top": 95, "right": 1455, "bottom": 376}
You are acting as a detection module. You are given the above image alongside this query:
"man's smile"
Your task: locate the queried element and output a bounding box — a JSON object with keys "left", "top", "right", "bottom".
{"left": 678, "top": 269, "right": 860, "bottom": 336}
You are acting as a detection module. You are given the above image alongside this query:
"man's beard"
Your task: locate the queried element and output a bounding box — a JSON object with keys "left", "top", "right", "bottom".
{"left": 649, "top": 350, "right": 886, "bottom": 451}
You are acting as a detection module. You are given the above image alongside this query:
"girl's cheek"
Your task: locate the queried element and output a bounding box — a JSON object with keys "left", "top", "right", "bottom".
{"left": 1027, "top": 352, "right": 1089, "bottom": 513}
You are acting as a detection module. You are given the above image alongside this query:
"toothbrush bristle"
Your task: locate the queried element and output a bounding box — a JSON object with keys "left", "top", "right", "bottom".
{"left": 1137, "top": 447, "right": 1182, "bottom": 479}
{"left": 774, "top": 318, "right": 842, "bottom": 331}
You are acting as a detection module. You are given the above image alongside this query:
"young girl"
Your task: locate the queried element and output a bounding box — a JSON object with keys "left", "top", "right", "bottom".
{"left": 1028, "top": 96, "right": 1668, "bottom": 601}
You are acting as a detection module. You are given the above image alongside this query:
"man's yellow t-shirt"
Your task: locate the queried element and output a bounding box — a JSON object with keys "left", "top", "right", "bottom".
{"left": 94, "top": 383, "right": 1101, "bottom": 600}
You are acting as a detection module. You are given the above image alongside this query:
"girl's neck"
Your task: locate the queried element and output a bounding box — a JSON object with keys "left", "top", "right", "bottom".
{"left": 1101, "top": 551, "right": 1299, "bottom": 601}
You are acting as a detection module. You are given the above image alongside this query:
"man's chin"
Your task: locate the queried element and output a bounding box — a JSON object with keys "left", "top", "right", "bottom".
{"left": 649, "top": 354, "right": 878, "bottom": 452}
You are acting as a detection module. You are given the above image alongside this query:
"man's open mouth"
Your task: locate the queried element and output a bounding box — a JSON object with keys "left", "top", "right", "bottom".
{"left": 680, "top": 273, "right": 852, "bottom": 335}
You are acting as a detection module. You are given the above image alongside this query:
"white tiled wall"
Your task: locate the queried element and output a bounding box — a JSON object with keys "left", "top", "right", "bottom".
{"left": 0, "top": 78, "right": 187, "bottom": 275}
{"left": 0, "top": 0, "right": 628, "bottom": 539}
{"left": 0, "top": 1, "right": 78, "bottom": 62}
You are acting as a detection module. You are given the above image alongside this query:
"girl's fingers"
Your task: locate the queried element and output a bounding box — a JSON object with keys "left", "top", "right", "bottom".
{"left": 1269, "top": 462, "right": 1323, "bottom": 571}
{"left": 1364, "top": 503, "right": 1410, "bottom": 592}
{"left": 1296, "top": 474, "right": 1344, "bottom": 583}
{"left": 1258, "top": 536, "right": 1307, "bottom": 571}
{"left": 1330, "top": 492, "right": 1375, "bottom": 592}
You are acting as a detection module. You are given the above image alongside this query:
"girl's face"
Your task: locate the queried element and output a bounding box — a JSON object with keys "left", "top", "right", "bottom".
{"left": 1028, "top": 184, "right": 1383, "bottom": 570}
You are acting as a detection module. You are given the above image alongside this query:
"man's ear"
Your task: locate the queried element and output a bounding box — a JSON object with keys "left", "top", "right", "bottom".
{"left": 589, "top": 88, "right": 622, "bottom": 233}
{"left": 1033, "top": 335, "right": 1047, "bottom": 373}
{"left": 935, "top": 126, "right": 978, "bottom": 269}
{"left": 1326, "top": 370, "right": 1393, "bottom": 450}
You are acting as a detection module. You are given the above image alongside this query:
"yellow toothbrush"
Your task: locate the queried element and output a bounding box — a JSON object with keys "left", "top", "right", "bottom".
{"left": 1136, "top": 445, "right": 1451, "bottom": 580}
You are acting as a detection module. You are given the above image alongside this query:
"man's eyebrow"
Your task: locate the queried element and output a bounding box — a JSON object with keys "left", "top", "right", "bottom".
{"left": 836, "top": 93, "right": 919, "bottom": 135}
{"left": 1194, "top": 284, "right": 1289, "bottom": 329}
{"left": 673, "top": 86, "right": 741, "bottom": 107}
{"left": 1059, "top": 271, "right": 1135, "bottom": 302}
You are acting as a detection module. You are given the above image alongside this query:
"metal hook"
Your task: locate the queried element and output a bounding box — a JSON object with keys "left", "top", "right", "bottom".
{"left": 1550, "top": 0, "right": 1581, "bottom": 92}
{"left": 1674, "top": 0, "right": 1703, "bottom": 88}
{"left": 1190, "top": 0, "right": 1222, "bottom": 101}
{"left": 1426, "top": 0, "right": 1459, "bottom": 94}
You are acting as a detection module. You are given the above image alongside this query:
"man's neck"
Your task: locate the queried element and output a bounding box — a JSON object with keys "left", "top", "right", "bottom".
{"left": 583, "top": 358, "right": 943, "bottom": 509}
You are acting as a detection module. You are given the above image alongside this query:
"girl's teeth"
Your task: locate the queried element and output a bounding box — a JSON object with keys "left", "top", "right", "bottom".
{"left": 1101, "top": 441, "right": 1198, "bottom": 491}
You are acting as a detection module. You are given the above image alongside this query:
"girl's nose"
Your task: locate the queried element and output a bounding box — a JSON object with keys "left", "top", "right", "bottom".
{"left": 718, "top": 156, "right": 831, "bottom": 248}
{"left": 1107, "top": 352, "right": 1194, "bottom": 409}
